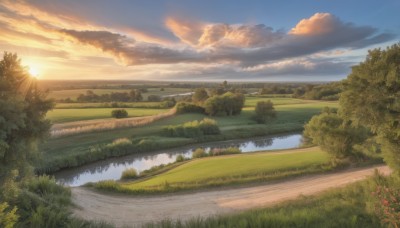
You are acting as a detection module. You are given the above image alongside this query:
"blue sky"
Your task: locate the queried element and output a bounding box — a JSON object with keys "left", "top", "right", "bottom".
{"left": 0, "top": 0, "right": 398, "bottom": 81}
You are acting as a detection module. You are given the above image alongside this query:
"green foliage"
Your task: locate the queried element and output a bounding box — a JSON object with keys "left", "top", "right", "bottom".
{"left": 111, "top": 109, "right": 128, "bottom": 118}
{"left": 175, "top": 102, "right": 205, "bottom": 114}
{"left": 192, "top": 148, "right": 207, "bottom": 159}
{"left": 163, "top": 118, "right": 220, "bottom": 138}
{"left": 253, "top": 100, "right": 276, "bottom": 123}
{"left": 175, "top": 155, "right": 185, "bottom": 162}
{"left": 209, "top": 147, "right": 241, "bottom": 156}
{"left": 204, "top": 92, "right": 245, "bottom": 116}
{"left": 76, "top": 89, "right": 143, "bottom": 102}
{"left": 0, "top": 52, "right": 53, "bottom": 199}
{"left": 0, "top": 202, "right": 18, "bottom": 228}
{"left": 192, "top": 88, "right": 209, "bottom": 103}
{"left": 121, "top": 168, "right": 138, "bottom": 180}
{"left": 303, "top": 108, "right": 368, "bottom": 159}
{"left": 340, "top": 44, "right": 400, "bottom": 171}
{"left": 37, "top": 136, "right": 193, "bottom": 173}
{"left": 293, "top": 82, "right": 343, "bottom": 100}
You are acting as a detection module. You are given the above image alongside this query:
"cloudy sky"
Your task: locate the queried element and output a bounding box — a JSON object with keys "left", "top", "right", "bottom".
{"left": 0, "top": 0, "right": 398, "bottom": 81}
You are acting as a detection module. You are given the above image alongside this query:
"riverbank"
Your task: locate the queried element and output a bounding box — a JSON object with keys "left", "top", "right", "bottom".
{"left": 39, "top": 100, "right": 337, "bottom": 174}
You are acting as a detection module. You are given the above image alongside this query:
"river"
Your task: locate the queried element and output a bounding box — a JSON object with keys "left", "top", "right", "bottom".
{"left": 55, "top": 132, "right": 303, "bottom": 186}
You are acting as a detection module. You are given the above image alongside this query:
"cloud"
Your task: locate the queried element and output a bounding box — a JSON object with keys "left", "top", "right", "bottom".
{"left": 59, "top": 29, "right": 204, "bottom": 65}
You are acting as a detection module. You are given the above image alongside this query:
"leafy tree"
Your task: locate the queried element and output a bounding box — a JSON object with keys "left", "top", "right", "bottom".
{"left": 204, "top": 92, "right": 245, "bottom": 116}
{"left": 192, "top": 88, "right": 209, "bottom": 103}
{"left": 340, "top": 44, "right": 400, "bottom": 170}
{"left": 303, "top": 108, "right": 368, "bottom": 159}
{"left": 253, "top": 100, "right": 276, "bottom": 124}
{"left": 0, "top": 52, "right": 53, "bottom": 200}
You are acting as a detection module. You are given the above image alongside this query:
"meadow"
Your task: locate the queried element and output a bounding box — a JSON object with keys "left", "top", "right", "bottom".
{"left": 48, "top": 87, "right": 193, "bottom": 101}
{"left": 93, "top": 147, "right": 331, "bottom": 193}
{"left": 47, "top": 107, "right": 169, "bottom": 123}
{"left": 39, "top": 97, "right": 338, "bottom": 172}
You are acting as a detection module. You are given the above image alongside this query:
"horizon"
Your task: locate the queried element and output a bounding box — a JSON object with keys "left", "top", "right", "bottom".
{"left": 1, "top": 0, "right": 399, "bottom": 81}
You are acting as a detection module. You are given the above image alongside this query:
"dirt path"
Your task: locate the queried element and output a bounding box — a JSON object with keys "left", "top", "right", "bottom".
{"left": 71, "top": 165, "right": 390, "bottom": 228}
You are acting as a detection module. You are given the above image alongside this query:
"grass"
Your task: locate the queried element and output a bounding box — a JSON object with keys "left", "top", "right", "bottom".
{"left": 55, "top": 102, "right": 165, "bottom": 109}
{"left": 144, "top": 173, "right": 397, "bottom": 228}
{"left": 47, "top": 108, "right": 168, "bottom": 123}
{"left": 48, "top": 88, "right": 193, "bottom": 100}
{"left": 39, "top": 98, "right": 337, "bottom": 172}
{"left": 244, "top": 96, "right": 319, "bottom": 107}
{"left": 93, "top": 147, "right": 331, "bottom": 193}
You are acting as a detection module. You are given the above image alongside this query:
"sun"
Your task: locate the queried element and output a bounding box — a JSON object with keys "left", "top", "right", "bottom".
{"left": 29, "top": 67, "right": 39, "bottom": 78}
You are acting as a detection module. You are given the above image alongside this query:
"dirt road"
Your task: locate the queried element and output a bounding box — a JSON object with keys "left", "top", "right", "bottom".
{"left": 71, "top": 165, "right": 390, "bottom": 227}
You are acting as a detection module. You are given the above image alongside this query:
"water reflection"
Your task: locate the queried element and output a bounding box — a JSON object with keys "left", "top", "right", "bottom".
{"left": 54, "top": 133, "right": 302, "bottom": 186}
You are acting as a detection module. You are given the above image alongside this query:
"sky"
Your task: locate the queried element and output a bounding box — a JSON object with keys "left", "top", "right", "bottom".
{"left": 0, "top": 0, "right": 399, "bottom": 81}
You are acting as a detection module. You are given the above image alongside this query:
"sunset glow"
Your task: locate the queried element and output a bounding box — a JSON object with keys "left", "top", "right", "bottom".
{"left": 0, "top": 0, "right": 398, "bottom": 81}
{"left": 29, "top": 67, "right": 39, "bottom": 78}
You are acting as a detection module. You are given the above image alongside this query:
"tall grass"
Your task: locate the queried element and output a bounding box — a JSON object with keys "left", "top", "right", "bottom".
{"left": 50, "top": 108, "right": 176, "bottom": 137}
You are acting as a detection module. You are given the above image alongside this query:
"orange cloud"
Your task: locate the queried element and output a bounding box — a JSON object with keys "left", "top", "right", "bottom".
{"left": 289, "top": 13, "right": 338, "bottom": 36}
{"left": 165, "top": 17, "right": 204, "bottom": 45}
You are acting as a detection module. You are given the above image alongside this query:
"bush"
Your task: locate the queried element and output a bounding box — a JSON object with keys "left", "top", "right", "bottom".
{"left": 192, "top": 148, "right": 207, "bottom": 158}
{"left": 163, "top": 118, "right": 220, "bottom": 138}
{"left": 204, "top": 92, "right": 245, "bottom": 116}
{"left": 199, "top": 118, "right": 221, "bottom": 135}
{"left": 121, "top": 168, "right": 138, "bottom": 180}
{"left": 111, "top": 109, "right": 128, "bottom": 118}
{"left": 175, "top": 155, "right": 185, "bottom": 162}
{"left": 253, "top": 100, "right": 276, "bottom": 124}
{"left": 175, "top": 102, "right": 205, "bottom": 114}
{"left": 209, "top": 147, "right": 242, "bottom": 156}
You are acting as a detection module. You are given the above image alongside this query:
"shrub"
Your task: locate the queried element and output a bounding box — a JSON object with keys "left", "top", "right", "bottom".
{"left": 253, "top": 100, "right": 276, "bottom": 124}
{"left": 204, "top": 92, "right": 245, "bottom": 116}
{"left": 175, "top": 155, "right": 185, "bottom": 162}
{"left": 175, "top": 102, "right": 205, "bottom": 114}
{"left": 209, "top": 147, "right": 242, "bottom": 156}
{"left": 121, "top": 168, "right": 138, "bottom": 180}
{"left": 199, "top": 118, "right": 220, "bottom": 135}
{"left": 163, "top": 118, "right": 220, "bottom": 138}
{"left": 111, "top": 109, "right": 128, "bottom": 118}
{"left": 192, "top": 148, "right": 207, "bottom": 158}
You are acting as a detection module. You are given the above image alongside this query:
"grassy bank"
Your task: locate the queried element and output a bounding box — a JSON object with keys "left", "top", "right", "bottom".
{"left": 47, "top": 108, "right": 168, "bottom": 123}
{"left": 144, "top": 173, "right": 397, "bottom": 228}
{"left": 39, "top": 99, "right": 337, "bottom": 173}
{"left": 92, "top": 147, "right": 331, "bottom": 193}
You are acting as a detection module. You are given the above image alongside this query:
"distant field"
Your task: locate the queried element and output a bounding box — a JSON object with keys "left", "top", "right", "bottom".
{"left": 48, "top": 88, "right": 193, "bottom": 100}
{"left": 244, "top": 97, "right": 318, "bottom": 107}
{"left": 55, "top": 102, "right": 165, "bottom": 109}
{"left": 41, "top": 99, "right": 338, "bottom": 166}
{"left": 96, "top": 147, "right": 330, "bottom": 192}
{"left": 47, "top": 108, "right": 168, "bottom": 123}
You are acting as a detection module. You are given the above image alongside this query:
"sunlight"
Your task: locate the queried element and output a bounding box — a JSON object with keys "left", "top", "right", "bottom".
{"left": 29, "top": 67, "right": 39, "bottom": 78}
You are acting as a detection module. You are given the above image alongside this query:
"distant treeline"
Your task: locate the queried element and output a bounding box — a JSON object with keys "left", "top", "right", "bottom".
{"left": 292, "top": 82, "right": 343, "bottom": 100}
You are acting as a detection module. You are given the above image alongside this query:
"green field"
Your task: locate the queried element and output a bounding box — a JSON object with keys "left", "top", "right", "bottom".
{"left": 244, "top": 96, "right": 319, "bottom": 107}
{"left": 48, "top": 88, "right": 193, "bottom": 100}
{"left": 55, "top": 102, "right": 165, "bottom": 109}
{"left": 94, "top": 147, "right": 330, "bottom": 193}
{"left": 40, "top": 97, "right": 337, "bottom": 172}
{"left": 47, "top": 108, "right": 169, "bottom": 123}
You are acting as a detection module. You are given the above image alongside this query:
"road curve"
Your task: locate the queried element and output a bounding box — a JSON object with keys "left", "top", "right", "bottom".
{"left": 71, "top": 165, "right": 390, "bottom": 228}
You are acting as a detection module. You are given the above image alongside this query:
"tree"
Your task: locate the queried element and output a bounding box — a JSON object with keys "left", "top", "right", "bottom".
{"left": 0, "top": 52, "right": 53, "bottom": 200}
{"left": 111, "top": 109, "right": 128, "bottom": 118}
{"left": 253, "top": 100, "right": 276, "bottom": 123}
{"left": 147, "top": 95, "right": 161, "bottom": 102}
{"left": 204, "top": 92, "right": 245, "bottom": 116}
{"left": 303, "top": 108, "right": 368, "bottom": 159}
{"left": 340, "top": 44, "right": 400, "bottom": 170}
{"left": 192, "top": 88, "right": 209, "bottom": 103}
